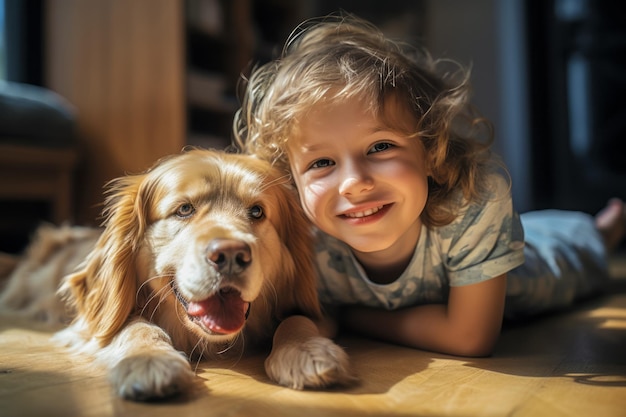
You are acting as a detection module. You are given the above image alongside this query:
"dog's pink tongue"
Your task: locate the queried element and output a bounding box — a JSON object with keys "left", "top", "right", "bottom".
{"left": 187, "top": 291, "right": 248, "bottom": 334}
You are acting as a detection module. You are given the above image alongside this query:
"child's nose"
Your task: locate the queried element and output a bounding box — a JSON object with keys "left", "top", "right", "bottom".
{"left": 338, "top": 167, "right": 374, "bottom": 196}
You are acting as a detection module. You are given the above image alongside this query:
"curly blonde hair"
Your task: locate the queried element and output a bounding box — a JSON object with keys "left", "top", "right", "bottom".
{"left": 234, "top": 13, "right": 498, "bottom": 227}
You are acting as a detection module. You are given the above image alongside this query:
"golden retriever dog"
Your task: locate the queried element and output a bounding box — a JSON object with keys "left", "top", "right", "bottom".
{"left": 2, "top": 149, "right": 353, "bottom": 400}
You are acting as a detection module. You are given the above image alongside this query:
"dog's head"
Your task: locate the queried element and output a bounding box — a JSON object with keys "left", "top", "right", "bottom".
{"left": 62, "top": 149, "right": 321, "bottom": 349}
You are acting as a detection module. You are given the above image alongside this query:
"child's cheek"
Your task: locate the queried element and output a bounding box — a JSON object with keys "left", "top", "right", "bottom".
{"left": 300, "top": 183, "right": 329, "bottom": 221}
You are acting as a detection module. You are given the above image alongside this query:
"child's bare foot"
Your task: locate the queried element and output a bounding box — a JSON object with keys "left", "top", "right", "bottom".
{"left": 595, "top": 198, "right": 626, "bottom": 251}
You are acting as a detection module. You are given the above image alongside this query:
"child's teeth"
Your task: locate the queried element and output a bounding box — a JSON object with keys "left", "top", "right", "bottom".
{"left": 347, "top": 206, "right": 383, "bottom": 218}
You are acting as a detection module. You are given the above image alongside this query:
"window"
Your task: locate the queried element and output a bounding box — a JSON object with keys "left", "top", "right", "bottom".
{"left": 0, "top": 0, "right": 6, "bottom": 80}
{"left": 1, "top": 0, "right": 43, "bottom": 85}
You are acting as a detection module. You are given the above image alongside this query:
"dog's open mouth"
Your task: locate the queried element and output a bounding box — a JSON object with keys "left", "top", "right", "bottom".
{"left": 172, "top": 284, "right": 251, "bottom": 335}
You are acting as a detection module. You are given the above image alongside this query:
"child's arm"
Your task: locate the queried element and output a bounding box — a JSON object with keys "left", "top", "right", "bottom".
{"left": 339, "top": 274, "right": 507, "bottom": 357}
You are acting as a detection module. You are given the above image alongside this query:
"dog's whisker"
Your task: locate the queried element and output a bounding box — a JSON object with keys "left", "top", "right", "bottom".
{"left": 215, "top": 339, "right": 236, "bottom": 355}
{"left": 140, "top": 285, "right": 168, "bottom": 312}
{"left": 190, "top": 339, "right": 207, "bottom": 374}
{"left": 215, "top": 338, "right": 236, "bottom": 355}
{"left": 262, "top": 280, "right": 280, "bottom": 316}
{"left": 139, "top": 284, "right": 171, "bottom": 319}
{"left": 148, "top": 286, "right": 174, "bottom": 322}
{"left": 259, "top": 173, "right": 292, "bottom": 193}
{"left": 137, "top": 274, "right": 169, "bottom": 292}
{"left": 136, "top": 274, "right": 171, "bottom": 305}
{"left": 193, "top": 355, "right": 203, "bottom": 375}
{"left": 189, "top": 338, "right": 203, "bottom": 359}
{"left": 233, "top": 333, "right": 245, "bottom": 364}
{"left": 213, "top": 334, "right": 245, "bottom": 371}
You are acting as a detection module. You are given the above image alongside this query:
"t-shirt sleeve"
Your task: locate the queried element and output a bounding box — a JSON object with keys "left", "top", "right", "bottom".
{"left": 442, "top": 173, "right": 525, "bottom": 286}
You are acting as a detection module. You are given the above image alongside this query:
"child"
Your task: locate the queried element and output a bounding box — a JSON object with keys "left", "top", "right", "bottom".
{"left": 234, "top": 14, "right": 625, "bottom": 357}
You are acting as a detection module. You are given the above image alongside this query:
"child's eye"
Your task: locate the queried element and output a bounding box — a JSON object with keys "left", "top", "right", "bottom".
{"left": 310, "top": 158, "right": 335, "bottom": 169}
{"left": 369, "top": 142, "right": 393, "bottom": 153}
{"left": 176, "top": 203, "right": 195, "bottom": 218}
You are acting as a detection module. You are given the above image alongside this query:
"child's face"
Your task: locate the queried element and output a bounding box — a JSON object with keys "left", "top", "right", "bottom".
{"left": 288, "top": 96, "right": 430, "bottom": 262}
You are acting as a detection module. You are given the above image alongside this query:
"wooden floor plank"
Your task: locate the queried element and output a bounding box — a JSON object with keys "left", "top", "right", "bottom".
{"left": 1, "top": 292, "right": 625, "bottom": 417}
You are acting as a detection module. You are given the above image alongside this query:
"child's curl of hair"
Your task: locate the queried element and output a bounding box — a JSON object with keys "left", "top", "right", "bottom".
{"left": 234, "top": 13, "right": 500, "bottom": 227}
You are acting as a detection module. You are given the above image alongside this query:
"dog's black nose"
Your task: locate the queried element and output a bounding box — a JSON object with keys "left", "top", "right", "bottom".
{"left": 207, "top": 239, "right": 251, "bottom": 275}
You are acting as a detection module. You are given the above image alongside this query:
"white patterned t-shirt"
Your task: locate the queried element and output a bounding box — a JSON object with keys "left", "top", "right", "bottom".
{"left": 315, "top": 173, "right": 526, "bottom": 310}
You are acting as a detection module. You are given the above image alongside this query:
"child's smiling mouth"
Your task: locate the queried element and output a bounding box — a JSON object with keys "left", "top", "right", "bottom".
{"left": 340, "top": 204, "right": 392, "bottom": 221}
{"left": 343, "top": 205, "right": 384, "bottom": 218}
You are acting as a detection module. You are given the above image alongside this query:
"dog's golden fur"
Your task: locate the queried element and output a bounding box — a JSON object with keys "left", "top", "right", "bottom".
{"left": 1, "top": 149, "right": 353, "bottom": 400}
{"left": 0, "top": 224, "right": 100, "bottom": 324}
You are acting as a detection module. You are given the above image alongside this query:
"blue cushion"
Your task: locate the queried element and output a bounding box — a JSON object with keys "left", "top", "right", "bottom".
{"left": 0, "top": 81, "right": 77, "bottom": 148}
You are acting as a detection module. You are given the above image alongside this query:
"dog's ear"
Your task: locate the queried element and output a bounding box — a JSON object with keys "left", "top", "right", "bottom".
{"left": 271, "top": 181, "right": 322, "bottom": 321}
{"left": 60, "top": 174, "right": 148, "bottom": 345}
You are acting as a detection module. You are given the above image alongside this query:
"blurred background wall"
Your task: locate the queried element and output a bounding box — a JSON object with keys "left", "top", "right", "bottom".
{"left": 1, "top": 0, "right": 624, "bottom": 252}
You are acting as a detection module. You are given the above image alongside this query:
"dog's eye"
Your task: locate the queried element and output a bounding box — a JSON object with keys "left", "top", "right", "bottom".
{"left": 248, "top": 205, "right": 264, "bottom": 220}
{"left": 176, "top": 203, "right": 195, "bottom": 218}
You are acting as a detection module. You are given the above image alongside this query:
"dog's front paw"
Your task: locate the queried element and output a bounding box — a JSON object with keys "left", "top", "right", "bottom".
{"left": 265, "top": 336, "right": 356, "bottom": 390}
{"left": 110, "top": 351, "right": 194, "bottom": 401}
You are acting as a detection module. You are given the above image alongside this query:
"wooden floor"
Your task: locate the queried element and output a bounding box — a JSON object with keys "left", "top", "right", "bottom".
{"left": 1, "top": 278, "right": 626, "bottom": 416}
